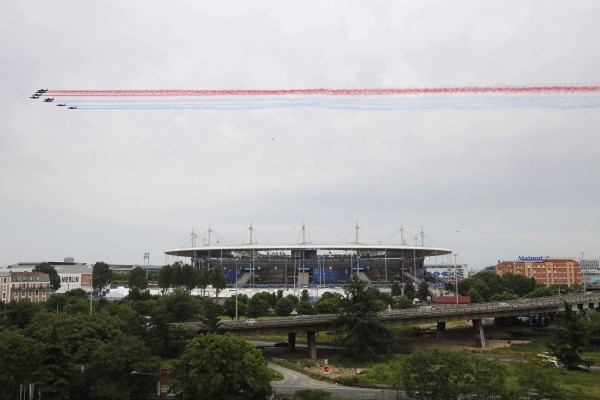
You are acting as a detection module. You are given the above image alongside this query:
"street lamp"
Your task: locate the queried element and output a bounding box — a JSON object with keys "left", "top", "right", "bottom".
{"left": 130, "top": 371, "right": 159, "bottom": 376}
{"left": 454, "top": 254, "right": 458, "bottom": 305}
{"left": 581, "top": 251, "right": 586, "bottom": 293}
{"left": 87, "top": 265, "right": 93, "bottom": 315}
{"left": 235, "top": 258, "right": 239, "bottom": 320}
{"left": 130, "top": 370, "right": 160, "bottom": 396}
{"left": 454, "top": 230, "right": 459, "bottom": 305}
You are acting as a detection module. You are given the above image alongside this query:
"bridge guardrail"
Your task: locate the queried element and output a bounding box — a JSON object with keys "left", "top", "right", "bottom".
{"left": 174, "top": 293, "right": 600, "bottom": 330}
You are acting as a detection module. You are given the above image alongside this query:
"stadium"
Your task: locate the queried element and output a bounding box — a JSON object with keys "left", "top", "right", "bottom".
{"left": 164, "top": 226, "right": 453, "bottom": 287}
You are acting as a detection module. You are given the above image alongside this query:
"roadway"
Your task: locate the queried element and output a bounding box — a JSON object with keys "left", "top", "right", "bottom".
{"left": 270, "top": 362, "right": 395, "bottom": 400}
{"left": 178, "top": 293, "right": 600, "bottom": 335}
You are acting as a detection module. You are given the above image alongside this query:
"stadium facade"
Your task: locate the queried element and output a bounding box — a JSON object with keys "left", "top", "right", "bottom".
{"left": 164, "top": 241, "right": 452, "bottom": 286}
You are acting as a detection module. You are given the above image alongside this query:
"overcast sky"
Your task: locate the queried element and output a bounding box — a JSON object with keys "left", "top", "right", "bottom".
{"left": 1, "top": 1, "right": 599, "bottom": 268}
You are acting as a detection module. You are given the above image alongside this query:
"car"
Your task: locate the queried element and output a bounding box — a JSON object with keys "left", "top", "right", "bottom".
{"left": 245, "top": 319, "right": 257, "bottom": 325}
{"left": 216, "top": 320, "right": 235, "bottom": 327}
{"left": 274, "top": 341, "right": 289, "bottom": 348}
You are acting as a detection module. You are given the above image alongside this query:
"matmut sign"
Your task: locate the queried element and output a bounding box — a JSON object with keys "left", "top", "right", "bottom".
{"left": 518, "top": 256, "right": 547, "bottom": 261}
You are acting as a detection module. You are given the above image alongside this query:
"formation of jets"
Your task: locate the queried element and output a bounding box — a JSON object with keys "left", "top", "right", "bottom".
{"left": 29, "top": 89, "right": 77, "bottom": 109}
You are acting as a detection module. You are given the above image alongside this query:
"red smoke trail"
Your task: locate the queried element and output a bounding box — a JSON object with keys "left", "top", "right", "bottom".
{"left": 43, "top": 85, "right": 600, "bottom": 97}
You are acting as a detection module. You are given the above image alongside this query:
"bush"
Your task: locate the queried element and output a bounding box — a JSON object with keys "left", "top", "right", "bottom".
{"left": 292, "top": 389, "right": 332, "bottom": 400}
{"left": 297, "top": 359, "right": 317, "bottom": 369}
{"left": 334, "top": 375, "right": 359, "bottom": 386}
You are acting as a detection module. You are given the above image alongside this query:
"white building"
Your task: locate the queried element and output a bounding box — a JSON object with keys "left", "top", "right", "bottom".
{"left": 4, "top": 259, "right": 92, "bottom": 293}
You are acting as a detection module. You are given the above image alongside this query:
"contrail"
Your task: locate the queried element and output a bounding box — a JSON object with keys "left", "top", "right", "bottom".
{"left": 30, "top": 85, "right": 600, "bottom": 110}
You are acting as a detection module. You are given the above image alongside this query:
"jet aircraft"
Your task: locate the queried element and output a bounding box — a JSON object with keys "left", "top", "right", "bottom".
{"left": 56, "top": 104, "right": 66, "bottom": 107}
{"left": 43, "top": 98, "right": 54, "bottom": 102}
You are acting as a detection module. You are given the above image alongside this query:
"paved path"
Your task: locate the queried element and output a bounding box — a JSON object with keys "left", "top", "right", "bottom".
{"left": 269, "top": 362, "right": 398, "bottom": 400}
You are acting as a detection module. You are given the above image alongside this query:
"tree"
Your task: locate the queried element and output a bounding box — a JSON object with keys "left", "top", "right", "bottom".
{"left": 157, "top": 264, "right": 172, "bottom": 293}
{"left": 584, "top": 311, "right": 600, "bottom": 346}
{"left": 87, "top": 332, "right": 159, "bottom": 400}
{"left": 197, "top": 267, "right": 210, "bottom": 295}
{"left": 25, "top": 311, "right": 160, "bottom": 399}
{"left": 154, "top": 287, "right": 201, "bottom": 323}
{"left": 223, "top": 294, "right": 248, "bottom": 319}
{"left": 0, "top": 330, "right": 42, "bottom": 399}
{"left": 502, "top": 273, "right": 536, "bottom": 297}
{"left": 170, "top": 262, "right": 183, "bottom": 287}
{"left": 285, "top": 294, "right": 300, "bottom": 305}
{"left": 180, "top": 264, "right": 198, "bottom": 292}
{"left": 4, "top": 299, "right": 42, "bottom": 329}
{"left": 516, "top": 363, "right": 566, "bottom": 400}
{"left": 526, "top": 286, "right": 554, "bottom": 298}
{"left": 548, "top": 301, "right": 590, "bottom": 369}
{"left": 274, "top": 297, "right": 294, "bottom": 316}
{"left": 210, "top": 265, "right": 227, "bottom": 298}
{"left": 391, "top": 282, "right": 402, "bottom": 296}
{"left": 417, "top": 281, "right": 429, "bottom": 301}
{"left": 198, "top": 298, "right": 223, "bottom": 330}
{"left": 92, "top": 261, "right": 113, "bottom": 293}
{"left": 32, "top": 326, "right": 76, "bottom": 400}
{"left": 296, "top": 301, "right": 316, "bottom": 315}
{"left": 315, "top": 292, "right": 343, "bottom": 314}
{"left": 334, "top": 275, "right": 394, "bottom": 358}
{"left": 246, "top": 295, "right": 270, "bottom": 318}
{"left": 393, "top": 295, "right": 413, "bottom": 309}
{"left": 300, "top": 289, "right": 310, "bottom": 302}
{"left": 34, "top": 262, "right": 61, "bottom": 292}
{"left": 173, "top": 333, "right": 272, "bottom": 399}
{"left": 400, "top": 349, "right": 506, "bottom": 400}
{"left": 403, "top": 282, "right": 416, "bottom": 299}
{"left": 128, "top": 266, "right": 148, "bottom": 290}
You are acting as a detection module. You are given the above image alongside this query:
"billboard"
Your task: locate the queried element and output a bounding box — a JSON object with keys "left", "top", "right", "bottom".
{"left": 81, "top": 273, "right": 92, "bottom": 287}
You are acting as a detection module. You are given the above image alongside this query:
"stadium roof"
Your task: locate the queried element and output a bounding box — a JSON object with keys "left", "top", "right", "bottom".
{"left": 165, "top": 243, "right": 452, "bottom": 259}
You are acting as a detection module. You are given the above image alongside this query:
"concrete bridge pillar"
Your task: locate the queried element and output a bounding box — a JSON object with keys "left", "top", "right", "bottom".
{"left": 436, "top": 322, "right": 446, "bottom": 340}
{"left": 288, "top": 332, "right": 296, "bottom": 351}
{"left": 307, "top": 331, "right": 317, "bottom": 360}
{"left": 473, "top": 319, "right": 486, "bottom": 348}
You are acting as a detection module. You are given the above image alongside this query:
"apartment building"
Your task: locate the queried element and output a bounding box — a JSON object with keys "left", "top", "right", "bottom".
{"left": 0, "top": 271, "right": 52, "bottom": 303}
{"left": 496, "top": 257, "right": 581, "bottom": 287}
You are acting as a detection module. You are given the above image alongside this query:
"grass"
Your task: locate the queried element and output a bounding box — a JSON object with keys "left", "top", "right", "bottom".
{"left": 282, "top": 352, "right": 600, "bottom": 397}
{"left": 275, "top": 333, "right": 600, "bottom": 397}
{"left": 269, "top": 368, "right": 284, "bottom": 381}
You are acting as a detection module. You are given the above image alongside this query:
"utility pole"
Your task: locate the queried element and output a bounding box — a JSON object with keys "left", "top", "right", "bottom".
{"left": 581, "top": 251, "right": 586, "bottom": 293}
{"left": 454, "top": 230, "right": 459, "bottom": 305}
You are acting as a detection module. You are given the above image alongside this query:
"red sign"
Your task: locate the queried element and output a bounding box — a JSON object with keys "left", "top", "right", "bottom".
{"left": 81, "top": 274, "right": 92, "bottom": 287}
{"left": 323, "top": 365, "right": 331, "bottom": 373}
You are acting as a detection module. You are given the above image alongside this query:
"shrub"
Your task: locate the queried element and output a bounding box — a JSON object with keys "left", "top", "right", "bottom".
{"left": 292, "top": 389, "right": 332, "bottom": 400}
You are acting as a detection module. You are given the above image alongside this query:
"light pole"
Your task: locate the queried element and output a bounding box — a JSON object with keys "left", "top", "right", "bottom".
{"left": 130, "top": 370, "right": 160, "bottom": 396}
{"left": 454, "top": 254, "right": 458, "bottom": 305}
{"left": 235, "top": 258, "right": 239, "bottom": 320}
{"left": 580, "top": 251, "right": 585, "bottom": 293}
{"left": 453, "top": 230, "right": 459, "bottom": 305}
{"left": 88, "top": 266, "right": 93, "bottom": 314}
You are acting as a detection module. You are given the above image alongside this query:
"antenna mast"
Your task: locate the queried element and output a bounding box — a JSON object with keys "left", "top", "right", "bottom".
{"left": 191, "top": 229, "right": 198, "bottom": 247}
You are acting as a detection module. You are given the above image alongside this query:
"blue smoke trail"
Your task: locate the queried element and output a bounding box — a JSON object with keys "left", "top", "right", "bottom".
{"left": 64, "top": 94, "right": 600, "bottom": 110}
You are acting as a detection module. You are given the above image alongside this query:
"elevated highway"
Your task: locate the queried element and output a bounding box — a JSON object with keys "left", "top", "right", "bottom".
{"left": 176, "top": 293, "right": 600, "bottom": 359}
